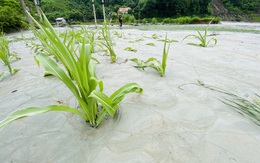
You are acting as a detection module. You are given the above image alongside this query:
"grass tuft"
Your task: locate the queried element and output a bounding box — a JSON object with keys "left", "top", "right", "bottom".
{"left": 222, "top": 94, "right": 260, "bottom": 126}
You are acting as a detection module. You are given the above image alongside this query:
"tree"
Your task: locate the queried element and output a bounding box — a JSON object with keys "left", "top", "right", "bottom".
{"left": 0, "top": 0, "right": 27, "bottom": 32}
{"left": 19, "top": 0, "right": 33, "bottom": 25}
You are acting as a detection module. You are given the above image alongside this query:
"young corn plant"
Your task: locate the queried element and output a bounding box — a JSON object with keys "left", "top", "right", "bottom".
{"left": 130, "top": 34, "right": 170, "bottom": 77}
{"left": 0, "top": 32, "right": 20, "bottom": 80}
{"left": 114, "top": 31, "right": 124, "bottom": 38}
{"left": 146, "top": 42, "right": 155, "bottom": 46}
{"left": 0, "top": 11, "right": 143, "bottom": 131}
{"left": 182, "top": 21, "right": 217, "bottom": 47}
{"left": 124, "top": 46, "right": 137, "bottom": 52}
{"left": 60, "top": 27, "right": 99, "bottom": 53}
{"left": 99, "top": 23, "right": 117, "bottom": 63}
{"left": 152, "top": 34, "right": 159, "bottom": 39}
{"left": 222, "top": 94, "right": 260, "bottom": 126}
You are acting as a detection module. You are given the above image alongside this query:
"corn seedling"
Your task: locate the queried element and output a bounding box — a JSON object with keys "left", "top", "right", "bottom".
{"left": 60, "top": 27, "right": 100, "bottom": 53}
{"left": 159, "top": 38, "right": 178, "bottom": 43}
{"left": 182, "top": 21, "right": 217, "bottom": 47}
{"left": 114, "top": 31, "right": 124, "bottom": 38}
{"left": 222, "top": 94, "right": 260, "bottom": 126}
{"left": 99, "top": 23, "right": 117, "bottom": 63}
{"left": 0, "top": 11, "right": 143, "bottom": 131}
{"left": 146, "top": 42, "right": 155, "bottom": 46}
{"left": 0, "top": 32, "right": 20, "bottom": 78}
{"left": 10, "top": 36, "right": 24, "bottom": 42}
{"left": 152, "top": 34, "right": 159, "bottom": 39}
{"left": 19, "top": 33, "right": 42, "bottom": 53}
{"left": 124, "top": 46, "right": 137, "bottom": 52}
{"left": 135, "top": 38, "right": 144, "bottom": 42}
{"left": 130, "top": 34, "right": 170, "bottom": 77}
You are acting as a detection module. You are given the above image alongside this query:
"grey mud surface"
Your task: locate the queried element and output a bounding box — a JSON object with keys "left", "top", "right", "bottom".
{"left": 0, "top": 22, "right": 260, "bottom": 162}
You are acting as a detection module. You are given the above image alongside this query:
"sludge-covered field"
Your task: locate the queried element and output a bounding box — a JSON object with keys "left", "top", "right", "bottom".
{"left": 0, "top": 22, "right": 260, "bottom": 162}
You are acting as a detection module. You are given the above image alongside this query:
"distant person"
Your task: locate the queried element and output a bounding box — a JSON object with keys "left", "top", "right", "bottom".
{"left": 119, "top": 15, "right": 123, "bottom": 28}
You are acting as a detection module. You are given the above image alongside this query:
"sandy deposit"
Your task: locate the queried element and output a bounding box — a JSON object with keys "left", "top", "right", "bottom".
{"left": 0, "top": 23, "right": 260, "bottom": 162}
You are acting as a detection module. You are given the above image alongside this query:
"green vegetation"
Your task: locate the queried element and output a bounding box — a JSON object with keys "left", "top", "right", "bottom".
{"left": 114, "top": 31, "right": 124, "bottom": 38}
{"left": 123, "top": 14, "right": 137, "bottom": 24}
{"left": 0, "top": 11, "right": 143, "bottom": 131}
{"left": 152, "top": 34, "right": 159, "bottom": 39}
{"left": 182, "top": 22, "right": 218, "bottom": 47}
{"left": 126, "top": 24, "right": 260, "bottom": 34}
{"left": 99, "top": 23, "right": 117, "bottom": 63}
{"left": 59, "top": 27, "right": 98, "bottom": 53}
{"left": 1, "top": 0, "right": 260, "bottom": 32}
{"left": 182, "top": 23, "right": 218, "bottom": 47}
{"left": 221, "top": 0, "right": 260, "bottom": 14}
{"left": 151, "top": 18, "right": 158, "bottom": 25}
{"left": 0, "top": 0, "right": 28, "bottom": 32}
{"left": 252, "top": 14, "right": 260, "bottom": 22}
{"left": 222, "top": 94, "right": 260, "bottom": 126}
{"left": 124, "top": 46, "right": 137, "bottom": 52}
{"left": 121, "top": 16, "right": 221, "bottom": 25}
{"left": 0, "top": 32, "right": 20, "bottom": 80}
{"left": 130, "top": 34, "right": 170, "bottom": 77}
{"left": 146, "top": 42, "right": 155, "bottom": 46}
{"left": 163, "top": 16, "right": 221, "bottom": 24}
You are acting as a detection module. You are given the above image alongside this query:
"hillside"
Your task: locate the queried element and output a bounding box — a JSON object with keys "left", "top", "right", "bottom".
{"left": 211, "top": 0, "right": 260, "bottom": 21}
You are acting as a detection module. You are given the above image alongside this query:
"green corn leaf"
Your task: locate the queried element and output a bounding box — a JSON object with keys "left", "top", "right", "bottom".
{"left": 91, "top": 57, "right": 100, "bottom": 63}
{"left": 207, "top": 38, "right": 218, "bottom": 46}
{"left": 90, "top": 77, "right": 104, "bottom": 92}
{"left": 0, "top": 72, "right": 4, "bottom": 81}
{"left": 0, "top": 105, "right": 87, "bottom": 131}
{"left": 110, "top": 83, "right": 143, "bottom": 104}
{"left": 187, "top": 43, "right": 201, "bottom": 47}
{"left": 130, "top": 58, "right": 139, "bottom": 63}
{"left": 146, "top": 42, "right": 155, "bottom": 46}
{"left": 29, "top": 11, "right": 79, "bottom": 80}
{"left": 95, "top": 109, "right": 108, "bottom": 126}
{"left": 196, "top": 30, "right": 205, "bottom": 46}
{"left": 152, "top": 34, "right": 159, "bottom": 39}
{"left": 124, "top": 46, "right": 137, "bottom": 52}
{"left": 12, "top": 68, "right": 20, "bottom": 73}
{"left": 130, "top": 58, "right": 148, "bottom": 69}
{"left": 181, "top": 34, "right": 196, "bottom": 42}
{"left": 78, "top": 43, "right": 91, "bottom": 94}
{"left": 34, "top": 53, "right": 81, "bottom": 101}
{"left": 145, "top": 57, "right": 159, "bottom": 63}
{"left": 95, "top": 83, "right": 143, "bottom": 126}
{"left": 89, "top": 90, "right": 118, "bottom": 117}
{"left": 162, "top": 34, "right": 170, "bottom": 74}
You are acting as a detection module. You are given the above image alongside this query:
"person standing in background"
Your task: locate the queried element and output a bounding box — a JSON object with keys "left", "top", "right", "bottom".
{"left": 118, "top": 15, "right": 123, "bottom": 28}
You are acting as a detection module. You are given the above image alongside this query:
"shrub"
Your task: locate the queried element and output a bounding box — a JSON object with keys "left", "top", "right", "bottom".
{"left": 123, "top": 14, "right": 136, "bottom": 24}
{"left": 0, "top": 0, "right": 28, "bottom": 32}
{"left": 151, "top": 18, "right": 158, "bottom": 24}
{"left": 163, "top": 18, "right": 171, "bottom": 24}
{"left": 141, "top": 18, "right": 148, "bottom": 24}
{"left": 190, "top": 16, "right": 201, "bottom": 23}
